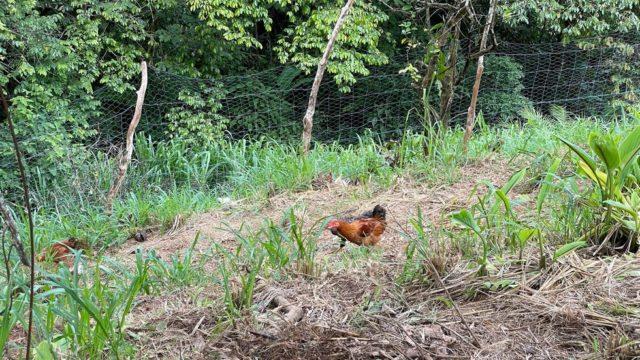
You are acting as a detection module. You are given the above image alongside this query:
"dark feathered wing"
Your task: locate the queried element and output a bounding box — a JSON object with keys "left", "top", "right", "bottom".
{"left": 343, "top": 205, "right": 386, "bottom": 222}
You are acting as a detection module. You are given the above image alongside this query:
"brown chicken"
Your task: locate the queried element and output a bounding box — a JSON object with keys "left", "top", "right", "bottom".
{"left": 37, "top": 238, "right": 81, "bottom": 268}
{"left": 326, "top": 205, "right": 386, "bottom": 249}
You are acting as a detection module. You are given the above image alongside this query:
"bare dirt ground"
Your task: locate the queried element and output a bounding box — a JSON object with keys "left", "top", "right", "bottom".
{"left": 123, "top": 158, "right": 640, "bottom": 359}
{"left": 116, "top": 158, "right": 512, "bottom": 261}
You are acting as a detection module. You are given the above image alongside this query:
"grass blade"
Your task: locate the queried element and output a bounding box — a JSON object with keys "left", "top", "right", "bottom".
{"left": 553, "top": 241, "right": 587, "bottom": 261}
{"left": 536, "top": 158, "right": 561, "bottom": 215}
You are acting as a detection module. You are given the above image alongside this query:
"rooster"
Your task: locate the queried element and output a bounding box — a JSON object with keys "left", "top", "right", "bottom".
{"left": 326, "top": 205, "right": 387, "bottom": 249}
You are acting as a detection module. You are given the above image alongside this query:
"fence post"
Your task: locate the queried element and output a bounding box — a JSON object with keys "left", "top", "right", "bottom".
{"left": 106, "top": 61, "right": 148, "bottom": 212}
{"left": 301, "top": 0, "right": 356, "bottom": 154}
{"left": 462, "top": 0, "right": 497, "bottom": 152}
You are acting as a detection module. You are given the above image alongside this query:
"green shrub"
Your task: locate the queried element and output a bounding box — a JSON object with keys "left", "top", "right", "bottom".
{"left": 477, "top": 56, "right": 533, "bottom": 123}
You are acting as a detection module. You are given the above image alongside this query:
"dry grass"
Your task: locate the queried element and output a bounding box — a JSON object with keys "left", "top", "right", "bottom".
{"left": 114, "top": 158, "right": 512, "bottom": 262}
{"left": 122, "top": 158, "right": 640, "bottom": 359}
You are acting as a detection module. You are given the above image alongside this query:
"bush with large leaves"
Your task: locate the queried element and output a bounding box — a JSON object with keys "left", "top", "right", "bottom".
{"left": 559, "top": 119, "right": 640, "bottom": 248}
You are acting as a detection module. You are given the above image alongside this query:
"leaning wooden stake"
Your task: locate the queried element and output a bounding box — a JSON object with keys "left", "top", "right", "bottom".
{"left": 301, "top": 0, "right": 355, "bottom": 154}
{"left": 462, "top": 0, "right": 497, "bottom": 152}
{"left": 106, "top": 61, "right": 148, "bottom": 212}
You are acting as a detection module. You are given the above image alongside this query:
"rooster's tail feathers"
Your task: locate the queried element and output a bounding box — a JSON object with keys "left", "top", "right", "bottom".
{"left": 371, "top": 205, "right": 386, "bottom": 220}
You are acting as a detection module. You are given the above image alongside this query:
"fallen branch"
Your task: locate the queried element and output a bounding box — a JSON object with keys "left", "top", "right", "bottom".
{"left": 301, "top": 0, "right": 355, "bottom": 154}
{"left": 106, "top": 61, "right": 148, "bottom": 212}
{"left": 272, "top": 295, "right": 304, "bottom": 323}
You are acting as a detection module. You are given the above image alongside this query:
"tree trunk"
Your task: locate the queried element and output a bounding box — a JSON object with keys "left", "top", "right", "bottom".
{"left": 301, "top": 0, "right": 355, "bottom": 154}
{"left": 438, "top": 24, "right": 460, "bottom": 126}
{"left": 462, "top": 0, "right": 497, "bottom": 152}
{"left": 106, "top": 61, "right": 148, "bottom": 212}
{"left": 420, "top": 2, "right": 469, "bottom": 91}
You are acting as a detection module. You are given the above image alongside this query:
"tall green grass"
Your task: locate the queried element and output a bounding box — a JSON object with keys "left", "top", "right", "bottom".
{"left": 2, "top": 111, "right": 638, "bottom": 357}
{"left": 26, "top": 113, "right": 621, "bottom": 250}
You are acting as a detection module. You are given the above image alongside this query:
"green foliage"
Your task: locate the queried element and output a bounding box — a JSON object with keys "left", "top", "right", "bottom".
{"left": 187, "top": 0, "right": 273, "bottom": 49}
{"left": 558, "top": 120, "right": 640, "bottom": 245}
{"left": 147, "top": 233, "right": 210, "bottom": 287}
{"left": 25, "top": 252, "right": 151, "bottom": 358}
{"left": 500, "top": 0, "right": 640, "bottom": 39}
{"left": 1, "top": 0, "right": 396, "bottom": 194}
{"left": 275, "top": 1, "right": 389, "bottom": 92}
{"left": 475, "top": 56, "right": 533, "bottom": 123}
{"left": 500, "top": 0, "right": 640, "bottom": 106}
{"left": 452, "top": 208, "right": 492, "bottom": 275}
{"left": 446, "top": 161, "right": 595, "bottom": 271}
{"left": 0, "top": 0, "right": 147, "bottom": 189}
{"left": 165, "top": 85, "right": 229, "bottom": 147}
{"left": 3, "top": 0, "right": 638, "bottom": 198}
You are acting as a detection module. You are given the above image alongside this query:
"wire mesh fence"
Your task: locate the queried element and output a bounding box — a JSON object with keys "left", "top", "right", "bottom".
{"left": 1, "top": 36, "right": 639, "bottom": 207}
{"left": 93, "top": 37, "right": 639, "bottom": 146}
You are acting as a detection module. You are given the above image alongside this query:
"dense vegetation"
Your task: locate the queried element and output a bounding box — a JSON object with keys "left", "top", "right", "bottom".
{"left": 2, "top": 0, "right": 640, "bottom": 192}
{"left": 1, "top": 0, "right": 640, "bottom": 358}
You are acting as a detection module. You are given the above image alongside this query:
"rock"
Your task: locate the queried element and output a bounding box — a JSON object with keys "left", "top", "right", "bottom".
{"left": 134, "top": 231, "right": 147, "bottom": 242}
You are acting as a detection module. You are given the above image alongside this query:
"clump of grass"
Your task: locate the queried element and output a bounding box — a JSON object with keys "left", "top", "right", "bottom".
{"left": 5, "top": 108, "right": 640, "bottom": 357}
{"left": 398, "top": 207, "right": 452, "bottom": 283}
{"left": 558, "top": 121, "right": 640, "bottom": 250}
{"left": 23, "top": 251, "right": 151, "bottom": 358}
{"left": 146, "top": 232, "right": 213, "bottom": 287}
{"left": 215, "top": 243, "right": 264, "bottom": 319}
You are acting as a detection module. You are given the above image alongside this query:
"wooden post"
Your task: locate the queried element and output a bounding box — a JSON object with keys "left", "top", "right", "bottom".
{"left": 462, "top": 0, "right": 497, "bottom": 152}
{"left": 301, "top": 0, "right": 355, "bottom": 154}
{"left": 106, "top": 61, "right": 148, "bottom": 212}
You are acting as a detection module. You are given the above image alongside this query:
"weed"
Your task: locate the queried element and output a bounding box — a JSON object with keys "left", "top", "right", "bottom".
{"left": 559, "top": 121, "right": 640, "bottom": 249}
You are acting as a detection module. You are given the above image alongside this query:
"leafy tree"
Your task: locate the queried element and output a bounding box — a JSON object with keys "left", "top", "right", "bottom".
{"left": 500, "top": 0, "right": 640, "bottom": 39}
{"left": 0, "top": 0, "right": 149, "bottom": 191}
{"left": 187, "top": 0, "right": 273, "bottom": 50}
{"left": 275, "top": 1, "right": 389, "bottom": 92}
{"left": 500, "top": 0, "right": 640, "bottom": 106}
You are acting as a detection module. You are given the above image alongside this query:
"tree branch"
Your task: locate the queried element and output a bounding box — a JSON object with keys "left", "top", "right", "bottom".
{"left": 301, "top": 0, "right": 355, "bottom": 154}
{"left": 0, "top": 195, "right": 29, "bottom": 267}
{"left": 462, "top": 0, "right": 498, "bottom": 152}
{"left": 106, "top": 61, "right": 148, "bottom": 212}
{"left": 0, "top": 83, "right": 36, "bottom": 360}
